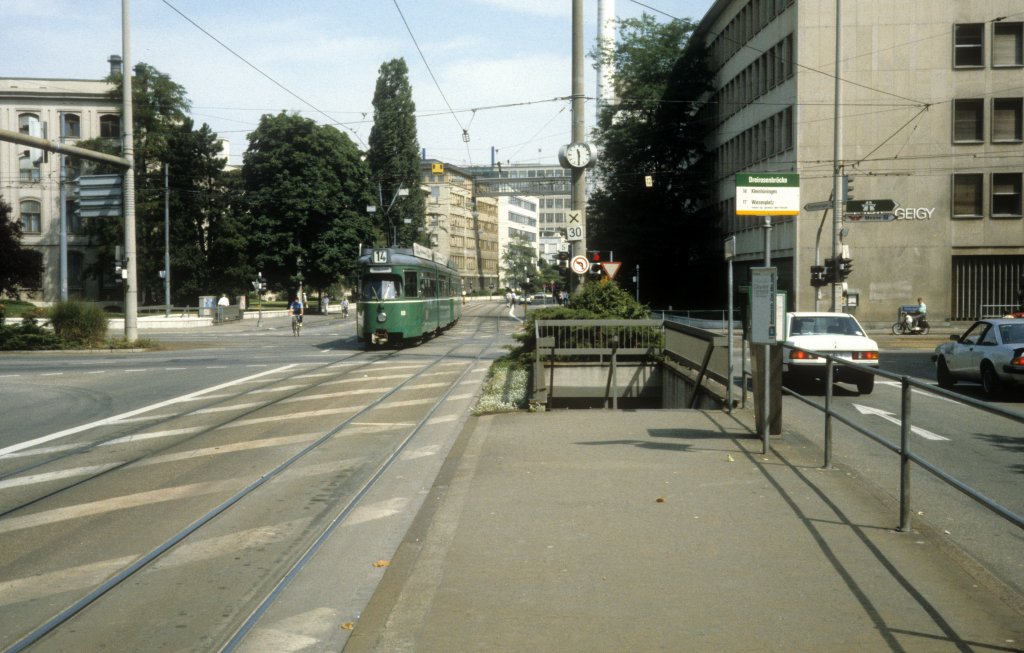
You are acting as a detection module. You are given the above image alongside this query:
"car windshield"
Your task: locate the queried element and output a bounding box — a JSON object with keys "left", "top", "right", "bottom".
{"left": 789, "top": 316, "right": 865, "bottom": 337}
{"left": 998, "top": 323, "right": 1024, "bottom": 344}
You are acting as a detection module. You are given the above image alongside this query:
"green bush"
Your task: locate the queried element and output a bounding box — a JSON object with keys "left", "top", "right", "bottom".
{"left": 0, "top": 320, "right": 65, "bottom": 350}
{"left": 49, "top": 300, "right": 108, "bottom": 346}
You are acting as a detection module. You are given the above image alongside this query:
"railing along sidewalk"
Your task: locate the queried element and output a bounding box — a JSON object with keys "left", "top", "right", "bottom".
{"left": 783, "top": 345, "right": 1024, "bottom": 535}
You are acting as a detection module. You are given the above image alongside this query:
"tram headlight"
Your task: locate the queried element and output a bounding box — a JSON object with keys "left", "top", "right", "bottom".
{"left": 376, "top": 310, "right": 388, "bottom": 323}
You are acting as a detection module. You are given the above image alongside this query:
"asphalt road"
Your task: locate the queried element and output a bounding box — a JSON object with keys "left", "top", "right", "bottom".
{"left": 780, "top": 347, "right": 1024, "bottom": 601}
{"left": 0, "top": 307, "right": 514, "bottom": 651}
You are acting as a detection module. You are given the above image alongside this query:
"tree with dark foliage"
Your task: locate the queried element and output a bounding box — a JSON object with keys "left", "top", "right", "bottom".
{"left": 0, "top": 195, "right": 43, "bottom": 298}
{"left": 243, "top": 112, "right": 377, "bottom": 294}
{"left": 366, "top": 58, "right": 426, "bottom": 248}
{"left": 588, "top": 15, "right": 722, "bottom": 309}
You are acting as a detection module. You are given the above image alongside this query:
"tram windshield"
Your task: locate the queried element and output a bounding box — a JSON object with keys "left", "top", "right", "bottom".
{"left": 362, "top": 275, "right": 402, "bottom": 300}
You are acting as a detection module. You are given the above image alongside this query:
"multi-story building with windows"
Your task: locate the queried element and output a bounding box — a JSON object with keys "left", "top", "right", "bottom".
{"left": 1, "top": 57, "right": 122, "bottom": 302}
{"left": 420, "top": 160, "right": 500, "bottom": 293}
{"left": 496, "top": 194, "right": 541, "bottom": 290}
{"left": 468, "top": 163, "right": 572, "bottom": 239}
{"left": 695, "top": 0, "right": 1023, "bottom": 323}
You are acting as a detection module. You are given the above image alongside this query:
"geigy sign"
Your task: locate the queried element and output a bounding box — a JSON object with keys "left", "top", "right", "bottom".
{"left": 735, "top": 173, "right": 801, "bottom": 216}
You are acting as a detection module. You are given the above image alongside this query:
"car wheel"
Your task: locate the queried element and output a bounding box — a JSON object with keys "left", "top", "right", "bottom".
{"left": 980, "top": 362, "right": 1002, "bottom": 397}
{"left": 936, "top": 358, "right": 955, "bottom": 389}
{"left": 856, "top": 375, "right": 874, "bottom": 395}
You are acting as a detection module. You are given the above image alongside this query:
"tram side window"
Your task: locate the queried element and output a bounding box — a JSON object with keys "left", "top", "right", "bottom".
{"left": 421, "top": 275, "right": 437, "bottom": 298}
{"left": 362, "top": 275, "right": 401, "bottom": 299}
{"left": 404, "top": 271, "right": 418, "bottom": 298}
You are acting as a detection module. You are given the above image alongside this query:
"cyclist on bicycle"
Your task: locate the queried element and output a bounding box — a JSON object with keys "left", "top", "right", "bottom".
{"left": 289, "top": 295, "right": 304, "bottom": 333}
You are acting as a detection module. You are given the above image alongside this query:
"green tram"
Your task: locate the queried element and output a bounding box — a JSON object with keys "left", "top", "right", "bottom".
{"left": 355, "top": 244, "right": 462, "bottom": 347}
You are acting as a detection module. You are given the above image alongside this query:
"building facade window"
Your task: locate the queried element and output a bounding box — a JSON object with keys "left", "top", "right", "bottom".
{"left": 66, "top": 198, "right": 83, "bottom": 233}
{"left": 953, "top": 99, "right": 984, "bottom": 142}
{"left": 18, "top": 113, "right": 43, "bottom": 181}
{"left": 68, "top": 251, "right": 85, "bottom": 291}
{"left": 62, "top": 113, "right": 81, "bottom": 139}
{"left": 954, "top": 23, "right": 984, "bottom": 67}
{"left": 99, "top": 114, "right": 120, "bottom": 138}
{"left": 992, "top": 22, "right": 1023, "bottom": 67}
{"left": 992, "top": 97, "right": 1023, "bottom": 142}
{"left": 952, "top": 174, "right": 984, "bottom": 218}
{"left": 19, "top": 112, "right": 41, "bottom": 136}
{"left": 20, "top": 199, "right": 42, "bottom": 233}
{"left": 992, "top": 173, "right": 1022, "bottom": 218}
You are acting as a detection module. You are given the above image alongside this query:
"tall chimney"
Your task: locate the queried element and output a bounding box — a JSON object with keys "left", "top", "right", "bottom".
{"left": 596, "top": 0, "right": 616, "bottom": 112}
{"left": 108, "top": 54, "right": 123, "bottom": 76}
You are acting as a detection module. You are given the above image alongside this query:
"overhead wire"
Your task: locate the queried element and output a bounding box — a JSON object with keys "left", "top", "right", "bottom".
{"left": 158, "top": 0, "right": 367, "bottom": 147}
{"left": 390, "top": 0, "right": 471, "bottom": 162}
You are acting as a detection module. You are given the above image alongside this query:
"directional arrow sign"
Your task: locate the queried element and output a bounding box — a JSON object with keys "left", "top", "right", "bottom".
{"left": 846, "top": 199, "right": 897, "bottom": 213}
{"left": 803, "top": 200, "right": 834, "bottom": 212}
{"left": 852, "top": 404, "right": 949, "bottom": 441}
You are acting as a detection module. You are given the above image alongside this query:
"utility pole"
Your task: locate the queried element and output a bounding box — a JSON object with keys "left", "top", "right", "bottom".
{"left": 122, "top": 0, "right": 138, "bottom": 341}
{"left": 571, "top": 0, "right": 587, "bottom": 288}
{"left": 830, "top": 0, "right": 843, "bottom": 312}
{"left": 164, "top": 164, "right": 170, "bottom": 316}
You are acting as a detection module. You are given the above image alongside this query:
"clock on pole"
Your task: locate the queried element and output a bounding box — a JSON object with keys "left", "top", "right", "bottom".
{"left": 558, "top": 142, "right": 596, "bottom": 169}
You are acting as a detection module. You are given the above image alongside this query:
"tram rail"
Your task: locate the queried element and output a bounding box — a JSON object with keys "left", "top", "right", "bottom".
{"left": 0, "top": 311, "right": 507, "bottom": 652}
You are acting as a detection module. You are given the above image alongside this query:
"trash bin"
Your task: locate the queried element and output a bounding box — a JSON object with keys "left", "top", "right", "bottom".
{"left": 199, "top": 295, "right": 216, "bottom": 317}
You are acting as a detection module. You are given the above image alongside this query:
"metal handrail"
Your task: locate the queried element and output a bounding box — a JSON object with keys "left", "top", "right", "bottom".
{"left": 783, "top": 345, "right": 1024, "bottom": 534}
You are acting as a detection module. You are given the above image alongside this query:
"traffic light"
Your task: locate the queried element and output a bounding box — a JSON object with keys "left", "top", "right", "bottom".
{"left": 589, "top": 251, "right": 602, "bottom": 276}
{"left": 838, "top": 257, "right": 853, "bottom": 280}
{"left": 809, "top": 265, "right": 827, "bottom": 287}
{"left": 842, "top": 174, "right": 854, "bottom": 201}
{"left": 113, "top": 259, "right": 126, "bottom": 284}
{"left": 823, "top": 258, "right": 836, "bottom": 284}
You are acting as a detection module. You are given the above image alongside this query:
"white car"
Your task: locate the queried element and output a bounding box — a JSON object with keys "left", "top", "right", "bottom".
{"left": 782, "top": 312, "right": 879, "bottom": 394}
{"left": 934, "top": 318, "right": 1024, "bottom": 396}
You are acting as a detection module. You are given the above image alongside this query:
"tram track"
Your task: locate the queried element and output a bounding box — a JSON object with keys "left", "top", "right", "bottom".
{"left": 0, "top": 311, "right": 508, "bottom": 652}
{"left": 0, "top": 350, "right": 394, "bottom": 516}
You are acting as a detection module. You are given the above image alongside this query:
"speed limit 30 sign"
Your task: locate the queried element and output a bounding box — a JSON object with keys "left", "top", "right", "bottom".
{"left": 570, "top": 255, "right": 589, "bottom": 275}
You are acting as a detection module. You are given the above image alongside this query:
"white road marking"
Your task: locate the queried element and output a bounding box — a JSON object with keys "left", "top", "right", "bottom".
{"left": 138, "top": 433, "right": 321, "bottom": 466}
{"left": 189, "top": 402, "right": 265, "bottom": 414}
{"left": 877, "top": 380, "right": 960, "bottom": 403}
{"left": 0, "top": 556, "right": 138, "bottom": 607}
{"left": 104, "top": 427, "right": 205, "bottom": 445}
{"left": 0, "top": 463, "right": 123, "bottom": 490}
{"left": 226, "top": 406, "right": 359, "bottom": 428}
{"left": 0, "top": 480, "right": 238, "bottom": 534}
{"left": 852, "top": 404, "right": 950, "bottom": 441}
{"left": 0, "top": 365, "right": 296, "bottom": 458}
{"left": 345, "top": 497, "right": 409, "bottom": 526}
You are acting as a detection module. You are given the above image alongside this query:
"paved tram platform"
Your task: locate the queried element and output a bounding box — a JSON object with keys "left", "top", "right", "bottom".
{"left": 344, "top": 408, "right": 1023, "bottom": 653}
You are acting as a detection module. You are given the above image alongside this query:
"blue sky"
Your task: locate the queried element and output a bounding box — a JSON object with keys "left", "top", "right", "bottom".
{"left": 2, "top": 0, "right": 714, "bottom": 166}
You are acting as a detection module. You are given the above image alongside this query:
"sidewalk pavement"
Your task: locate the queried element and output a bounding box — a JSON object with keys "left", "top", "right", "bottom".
{"left": 345, "top": 408, "right": 1023, "bottom": 653}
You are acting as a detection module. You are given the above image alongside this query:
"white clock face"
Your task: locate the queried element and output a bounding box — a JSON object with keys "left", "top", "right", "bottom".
{"left": 566, "top": 143, "right": 590, "bottom": 167}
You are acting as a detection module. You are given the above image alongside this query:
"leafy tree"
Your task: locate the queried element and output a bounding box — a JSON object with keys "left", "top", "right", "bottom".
{"left": 0, "top": 195, "right": 43, "bottom": 298}
{"left": 162, "top": 119, "right": 248, "bottom": 302}
{"left": 366, "top": 58, "right": 425, "bottom": 248}
{"left": 588, "top": 15, "right": 721, "bottom": 308}
{"left": 501, "top": 236, "right": 537, "bottom": 292}
{"left": 76, "top": 63, "right": 194, "bottom": 302}
{"left": 242, "top": 112, "right": 377, "bottom": 296}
